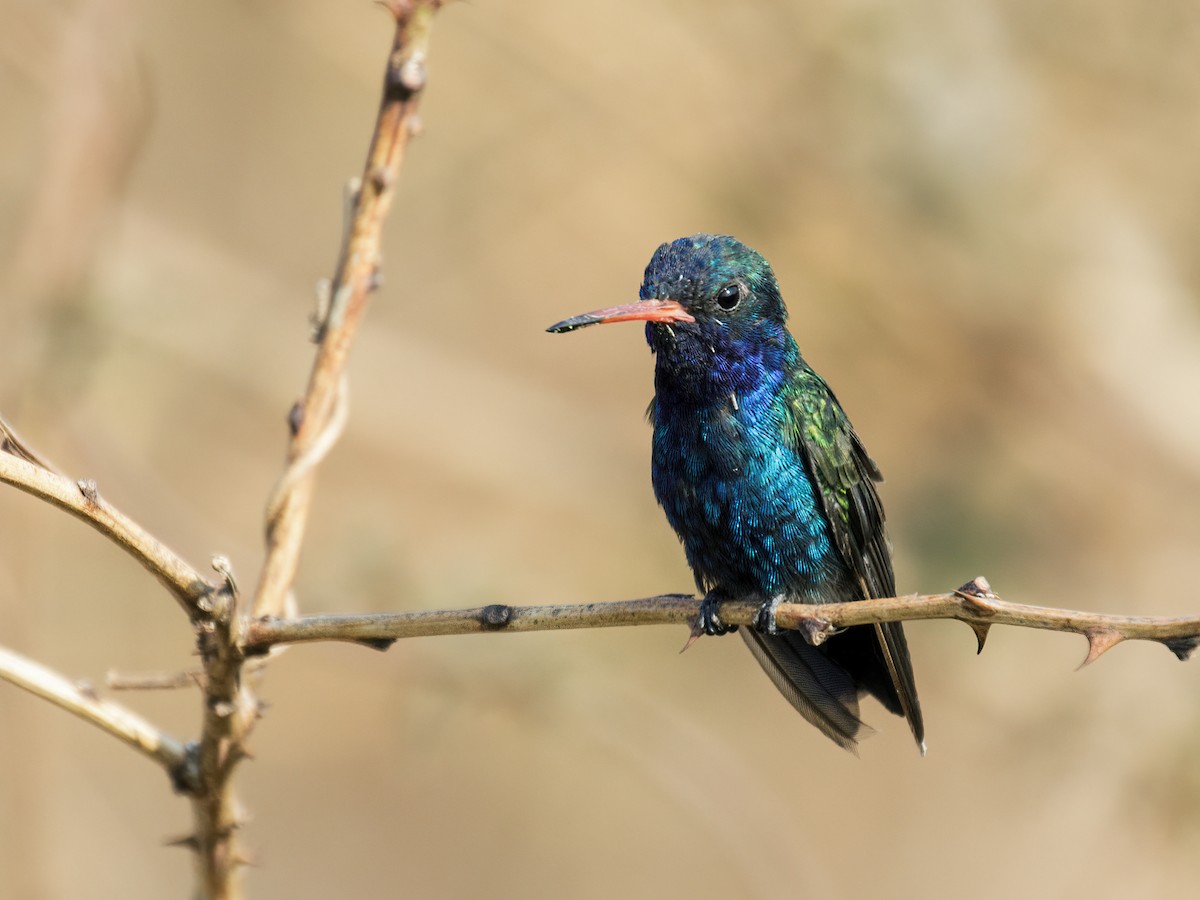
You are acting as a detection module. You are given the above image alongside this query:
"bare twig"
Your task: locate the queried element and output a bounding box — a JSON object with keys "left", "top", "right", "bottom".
{"left": 251, "top": 0, "right": 441, "bottom": 621}
{"left": 0, "top": 451, "right": 214, "bottom": 620}
{"left": 243, "top": 578, "right": 1200, "bottom": 666}
{"left": 0, "top": 644, "right": 194, "bottom": 788}
{"left": 107, "top": 669, "right": 203, "bottom": 691}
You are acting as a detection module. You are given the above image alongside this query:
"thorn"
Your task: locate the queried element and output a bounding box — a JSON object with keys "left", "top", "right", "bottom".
{"left": 370, "top": 164, "right": 393, "bottom": 193}
{"left": 366, "top": 264, "right": 384, "bottom": 293}
{"left": 75, "top": 679, "right": 98, "bottom": 700}
{"left": 955, "top": 575, "right": 995, "bottom": 598}
{"left": 354, "top": 638, "right": 396, "bottom": 651}
{"left": 77, "top": 478, "right": 99, "bottom": 503}
{"left": 164, "top": 833, "right": 201, "bottom": 852}
{"left": 1079, "top": 629, "right": 1123, "bottom": 669}
{"left": 1162, "top": 635, "right": 1200, "bottom": 662}
{"left": 680, "top": 623, "right": 703, "bottom": 654}
{"left": 211, "top": 556, "right": 238, "bottom": 597}
{"left": 955, "top": 576, "right": 998, "bottom": 618}
{"left": 310, "top": 277, "right": 333, "bottom": 342}
{"left": 967, "top": 621, "right": 992, "bottom": 654}
{"left": 288, "top": 401, "right": 305, "bottom": 436}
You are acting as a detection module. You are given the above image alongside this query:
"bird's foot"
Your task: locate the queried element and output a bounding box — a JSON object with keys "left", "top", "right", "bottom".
{"left": 697, "top": 591, "right": 738, "bottom": 636}
{"left": 752, "top": 594, "right": 785, "bottom": 635}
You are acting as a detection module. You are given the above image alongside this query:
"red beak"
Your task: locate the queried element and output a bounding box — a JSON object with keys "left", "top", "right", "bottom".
{"left": 546, "top": 299, "right": 695, "bottom": 334}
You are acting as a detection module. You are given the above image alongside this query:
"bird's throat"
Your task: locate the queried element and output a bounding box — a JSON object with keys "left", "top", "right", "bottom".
{"left": 651, "top": 322, "right": 795, "bottom": 409}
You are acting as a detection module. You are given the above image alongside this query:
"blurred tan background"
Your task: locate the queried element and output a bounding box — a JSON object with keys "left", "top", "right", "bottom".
{"left": 3, "top": 0, "right": 1200, "bottom": 897}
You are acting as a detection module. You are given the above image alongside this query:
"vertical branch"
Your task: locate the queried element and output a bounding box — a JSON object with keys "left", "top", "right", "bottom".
{"left": 4, "top": 6, "right": 446, "bottom": 897}
{"left": 187, "top": 5, "right": 444, "bottom": 898}
{"left": 252, "top": 1, "right": 441, "bottom": 621}
{"left": 190, "top": 564, "right": 251, "bottom": 900}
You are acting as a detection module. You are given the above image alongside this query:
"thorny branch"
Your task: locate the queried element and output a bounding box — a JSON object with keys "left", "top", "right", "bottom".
{"left": 190, "top": 559, "right": 251, "bottom": 900}
{"left": 0, "top": 4, "right": 444, "bottom": 899}
{"left": 189, "top": 4, "right": 445, "bottom": 897}
{"left": 244, "top": 577, "right": 1200, "bottom": 667}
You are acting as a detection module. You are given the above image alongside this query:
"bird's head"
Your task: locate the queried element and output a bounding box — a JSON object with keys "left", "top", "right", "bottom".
{"left": 548, "top": 234, "right": 794, "bottom": 401}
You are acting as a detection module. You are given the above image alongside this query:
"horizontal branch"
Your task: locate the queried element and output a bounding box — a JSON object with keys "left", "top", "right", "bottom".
{"left": 0, "top": 644, "right": 194, "bottom": 789}
{"left": 0, "top": 452, "right": 213, "bottom": 620}
{"left": 245, "top": 594, "right": 700, "bottom": 651}
{"left": 243, "top": 578, "right": 1200, "bottom": 665}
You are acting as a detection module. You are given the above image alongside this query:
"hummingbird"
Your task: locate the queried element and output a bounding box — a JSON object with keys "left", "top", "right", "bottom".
{"left": 548, "top": 234, "right": 924, "bottom": 753}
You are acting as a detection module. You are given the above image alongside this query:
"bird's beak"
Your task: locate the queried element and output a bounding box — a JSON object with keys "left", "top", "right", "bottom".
{"left": 546, "top": 299, "right": 695, "bottom": 334}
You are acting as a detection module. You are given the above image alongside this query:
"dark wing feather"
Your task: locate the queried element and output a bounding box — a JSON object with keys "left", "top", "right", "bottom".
{"left": 786, "top": 363, "right": 925, "bottom": 751}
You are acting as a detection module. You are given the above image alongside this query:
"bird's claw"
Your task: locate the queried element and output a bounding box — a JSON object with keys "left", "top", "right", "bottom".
{"left": 698, "top": 593, "right": 738, "bottom": 636}
{"left": 752, "top": 594, "right": 784, "bottom": 635}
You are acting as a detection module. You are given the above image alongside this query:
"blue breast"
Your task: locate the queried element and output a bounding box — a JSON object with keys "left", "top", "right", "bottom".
{"left": 650, "top": 380, "right": 847, "bottom": 601}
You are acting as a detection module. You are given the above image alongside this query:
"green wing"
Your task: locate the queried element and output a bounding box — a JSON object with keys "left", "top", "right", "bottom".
{"left": 786, "top": 363, "right": 925, "bottom": 751}
{"left": 787, "top": 364, "right": 894, "bottom": 599}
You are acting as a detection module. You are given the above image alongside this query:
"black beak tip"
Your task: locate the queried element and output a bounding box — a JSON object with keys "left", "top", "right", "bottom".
{"left": 546, "top": 315, "right": 596, "bottom": 334}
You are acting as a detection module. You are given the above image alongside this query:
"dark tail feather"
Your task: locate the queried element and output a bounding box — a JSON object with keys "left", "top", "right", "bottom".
{"left": 739, "top": 629, "right": 872, "bottom": 752}
{"left": 873, "top": 622, "right": 925, "bottom": 753}
{"left": 743, "top": 623, "right": 925, "bottom": 754}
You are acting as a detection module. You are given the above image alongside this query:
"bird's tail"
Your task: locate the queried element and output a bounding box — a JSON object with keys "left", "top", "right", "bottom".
{"left": 740, "top": 623, "right": 924, "bottom": 753}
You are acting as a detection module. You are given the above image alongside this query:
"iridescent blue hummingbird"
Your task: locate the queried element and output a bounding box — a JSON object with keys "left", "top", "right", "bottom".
{"left": 548, "top": 234, "right": 924, "bottom": 752}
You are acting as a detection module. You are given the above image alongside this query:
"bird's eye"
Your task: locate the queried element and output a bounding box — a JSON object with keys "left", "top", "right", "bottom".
{"left": 716, "top": 284, "right": 741, "bottom": 310}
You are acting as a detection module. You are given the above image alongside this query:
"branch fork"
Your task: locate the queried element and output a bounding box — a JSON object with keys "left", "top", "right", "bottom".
{"left": 0, "top": 4, "right": 444, "bottom": 898}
